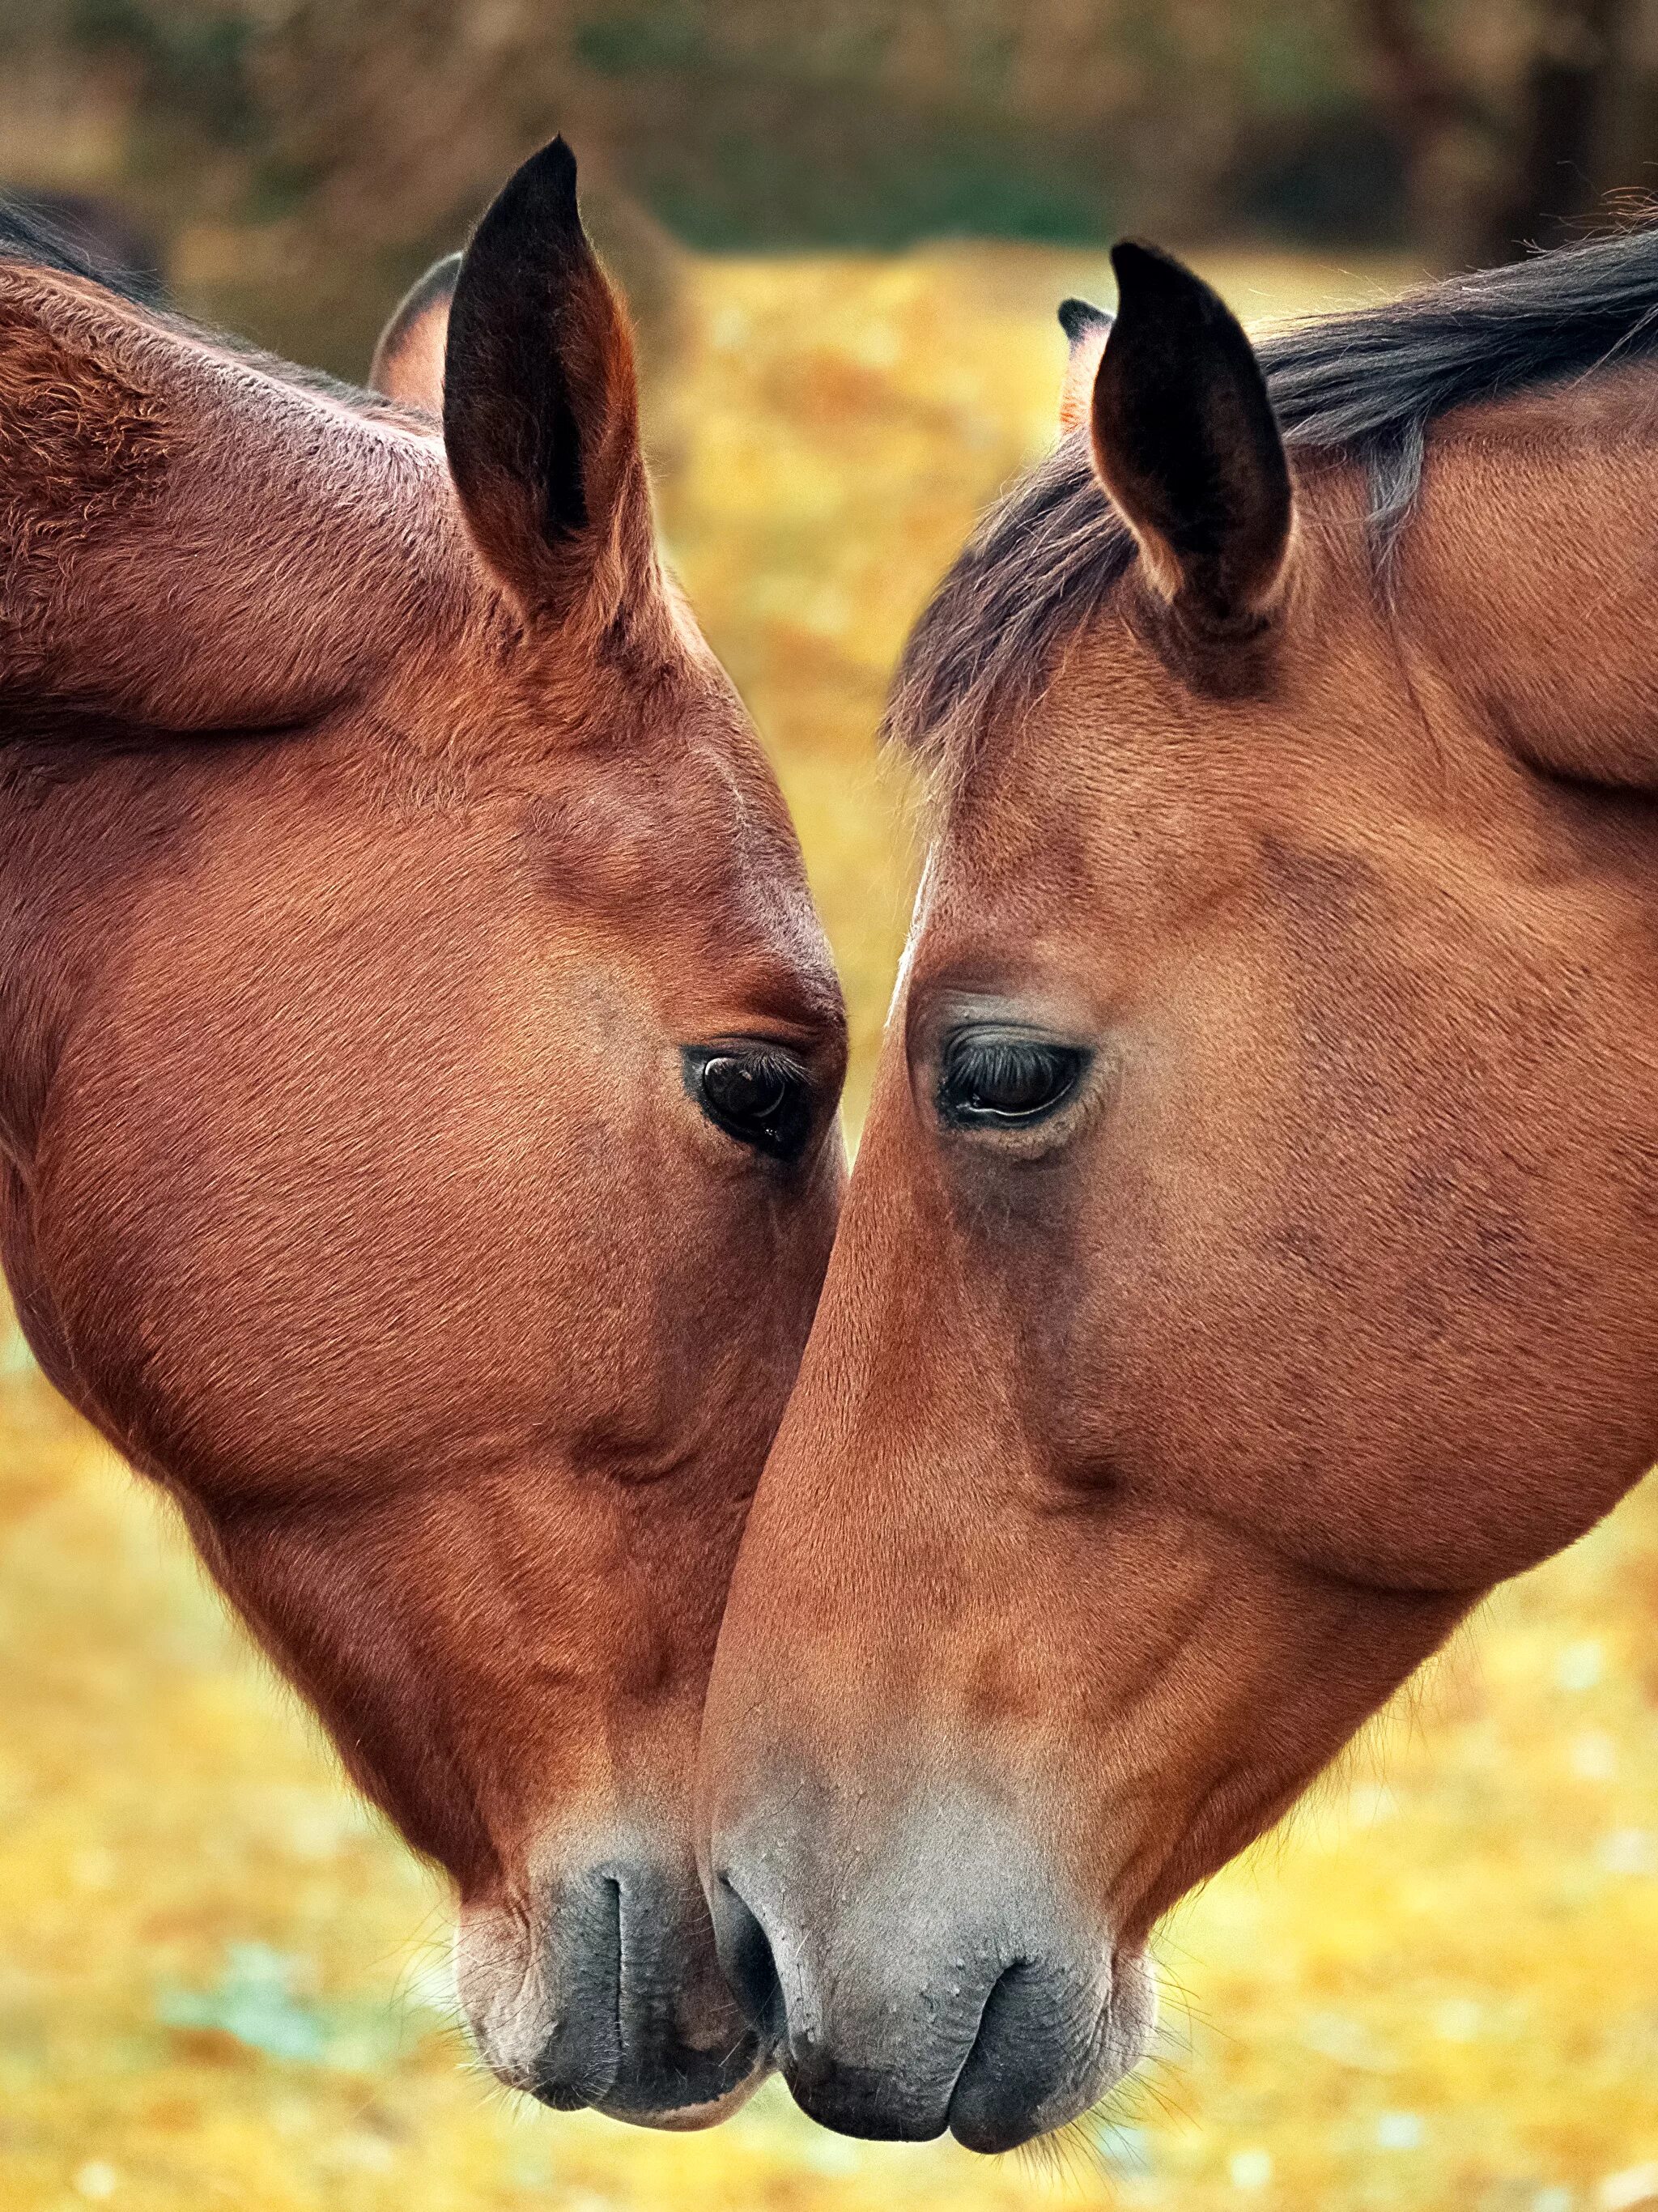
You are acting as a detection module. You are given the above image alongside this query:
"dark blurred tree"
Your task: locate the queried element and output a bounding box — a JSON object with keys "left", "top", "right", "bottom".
{"left": 1494, "top": 0, "right": 1634, "bottom": 251}
{"left": 0, "top": 0, "right": 682, "bottom": 380}
{"left": 1354, "top": 0, "right": 1647, "bottom": 261}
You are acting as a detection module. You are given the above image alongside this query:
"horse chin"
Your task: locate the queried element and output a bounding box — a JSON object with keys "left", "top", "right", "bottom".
{"left": 1089, "top": 1944, "right": 1159, "bottom": 2119}
{"left": 600, "top": 2065, "right": 769, "bottom": 2133}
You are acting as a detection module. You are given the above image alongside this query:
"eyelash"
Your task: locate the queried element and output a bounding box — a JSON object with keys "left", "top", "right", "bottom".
{"left": 937, "top": 1035, "right": 1090, "bottom": 1129}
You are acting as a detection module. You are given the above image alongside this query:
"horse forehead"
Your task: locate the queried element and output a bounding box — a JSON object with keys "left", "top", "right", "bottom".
{"left": 926, "top": 738, "right": 1248, "bottom": 944}
{"left": 525, "top": 725, "right": 818, "bottom": 949}
{"left": 925, "top": 632, "right": 1355, "bottom": 939}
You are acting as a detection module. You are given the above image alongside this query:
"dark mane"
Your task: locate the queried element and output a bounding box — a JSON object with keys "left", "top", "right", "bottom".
{"left": 888, "top": 221, "right": 1658, "bottom": 775}
{"left": 0, "top": 195, "right": 164, "bottom": 306}
{"left": 0, "top": 197, "right": 413, "bottom": 426}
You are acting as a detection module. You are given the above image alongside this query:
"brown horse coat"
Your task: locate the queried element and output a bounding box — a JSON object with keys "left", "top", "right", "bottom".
{"left": 700, "top": 228, "right": 1658, "bottom": 2149}
{"left": 1, "top": 143, "right": 845, "bottom": 2125}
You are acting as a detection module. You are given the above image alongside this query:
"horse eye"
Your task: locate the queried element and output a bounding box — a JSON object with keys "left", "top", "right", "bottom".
{"left": 937, "top": 1033, "right": 1090, "bottom": 1129}
{"left": 687, "top": 1047, "right": 813, "bottom": 1159}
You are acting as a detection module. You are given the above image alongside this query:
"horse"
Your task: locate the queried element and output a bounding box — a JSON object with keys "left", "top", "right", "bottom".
{"left": 698, "top": 224, "right": 1658, "bottom": 2150}
{"left": 0, "top": 137, "right": 846, "bottom": 2127}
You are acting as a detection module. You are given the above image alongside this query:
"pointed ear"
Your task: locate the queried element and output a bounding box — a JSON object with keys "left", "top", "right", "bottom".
{"left": 1056, "top": 296, "right": 1112, "bottom": 433}
{"left": 368, "top": 253, "right": 461, "bottom": 412}
{"left": 442, "top": 137, "right": 654, "bottom": 630}
{"left": 1090, "top": 242, "right": 1291, "bottom": 633}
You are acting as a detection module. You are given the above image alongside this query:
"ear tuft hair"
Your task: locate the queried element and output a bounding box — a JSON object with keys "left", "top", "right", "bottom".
{"left": 1057, "top": 296, "right": 1112, "bottom": 344}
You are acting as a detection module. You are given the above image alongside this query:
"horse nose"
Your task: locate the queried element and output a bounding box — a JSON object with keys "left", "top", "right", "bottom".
{"left": 708, "top": 1798, "right": 1150, "bottom": 2151}
{"left": 709, "top": 1861, "right": 1119, "bottom": 2150}
{"left": 602, "top": 1857, "right": 770, "bottom": 2121}
{"left": 459, "top": 1853, "right": 767, "bottom": 2127}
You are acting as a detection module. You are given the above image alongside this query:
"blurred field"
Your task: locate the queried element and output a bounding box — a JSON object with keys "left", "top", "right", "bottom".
{"left": 2, "top": 243, "right": 1657, "bottom": 2212}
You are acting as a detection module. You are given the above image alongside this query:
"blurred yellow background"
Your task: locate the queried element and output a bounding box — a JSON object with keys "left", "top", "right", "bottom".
{"left": 2, "top": 244, "right": 1657, "bottom": 2212}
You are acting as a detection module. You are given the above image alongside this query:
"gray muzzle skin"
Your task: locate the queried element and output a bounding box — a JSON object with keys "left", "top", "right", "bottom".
{"left": 459, "top": 1849, "right": 767, "bottom": 2128}
{"left": 707, "top": 1789, "right": 1157, "bottom": 2153}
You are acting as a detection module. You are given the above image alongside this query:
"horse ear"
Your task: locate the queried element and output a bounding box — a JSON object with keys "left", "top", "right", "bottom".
{"left": 369, "top": 253, "right": 461, "bottom": 412}
{"left": 442, "top": 137, "right": 655, "bottom": 632}
{"left": 1090, "top": 242, "right": 1291, "bottom": 632}
{"left": 1056, "top": 297, "right": 1112, "bottom": 433}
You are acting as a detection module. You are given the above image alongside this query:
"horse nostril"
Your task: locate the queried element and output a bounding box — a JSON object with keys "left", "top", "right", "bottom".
{"left": 529, "top": 1868, "right": 623, "bottom": 2111}
{"left": 948, "top": 1955, "right": 1091, "bottom": 2155}
{"left": 714, "top": 1873, "right": 785, "bottom": 2046}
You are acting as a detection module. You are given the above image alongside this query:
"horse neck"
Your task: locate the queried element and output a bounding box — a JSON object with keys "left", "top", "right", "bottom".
{"left": 1395, "top": 360, "right": 1658, "bottom": 794}
{"left": 0, "top": 727, "right": 217, "bottom": 1427}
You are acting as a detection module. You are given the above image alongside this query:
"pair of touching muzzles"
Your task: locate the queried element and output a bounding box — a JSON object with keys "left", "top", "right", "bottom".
{"left": 361, "top": 166, "right": 1658, "bottom": 2157}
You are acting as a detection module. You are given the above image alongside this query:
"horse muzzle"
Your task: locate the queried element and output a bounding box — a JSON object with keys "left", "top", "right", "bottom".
{"left": 706, "top": 1787, "right": 1155, "bottom": 2151}
{"left": 458, "top": 1847, "right": 767, "bottom": 2128}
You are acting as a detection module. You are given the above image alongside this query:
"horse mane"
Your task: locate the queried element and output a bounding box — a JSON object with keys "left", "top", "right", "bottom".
{"left": 0, "top": 196, "right": 414, "bottom": 428}
{"left": 0, "top": 196, "right": 164, "bottom": 304}
{"left": 887, "top": 219, "right": 1658, "bottom": 779}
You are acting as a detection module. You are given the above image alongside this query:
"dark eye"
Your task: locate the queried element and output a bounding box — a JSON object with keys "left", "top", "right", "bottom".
{"left": 685, "top": 1045, "right": 814, "bottom": 1159}
{"left": 937, "top": 1032, "right": 1090, "bottom": 1129}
